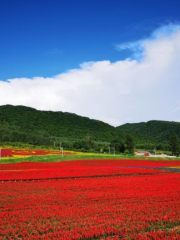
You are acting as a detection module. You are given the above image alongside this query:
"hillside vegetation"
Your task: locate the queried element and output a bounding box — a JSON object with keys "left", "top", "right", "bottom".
{"left": 0, "top": 105, "right": 180, "bottom": 152}
{"left": 117, "top": 120, "right": 180, "bottom": 145}
{"left": 0, "top": 105, "right": 119, "bottom": 147}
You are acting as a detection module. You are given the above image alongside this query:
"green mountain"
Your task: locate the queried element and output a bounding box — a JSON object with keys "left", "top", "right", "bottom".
{"left": 0, "top": 105, "right": 179, "bottom": 151}
{"left": 0, "top": 105, "right": 118, "bottom": 146}
{"left": 117, "top": 120, "right": 180, "bottom": 150}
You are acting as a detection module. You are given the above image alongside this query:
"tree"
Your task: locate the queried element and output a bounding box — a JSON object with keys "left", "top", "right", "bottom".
{"left": 125, "top": 134, "right": 135, "bottom": 154}
{"left": 118, "top": 142, "right": 126, "bottom": 153}
{"left": 110, "top": 139, "right": 126, "bottom": 153}
{"left": 170, "top": 133, "right": 180, "bottom": 156}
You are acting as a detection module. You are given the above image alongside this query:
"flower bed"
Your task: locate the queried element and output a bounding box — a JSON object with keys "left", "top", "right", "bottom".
{"left": 0, "top": 160, "right": 180, "bottom": 239}
{"left": 0, "top": 148, "right": 76, "bottom": 158}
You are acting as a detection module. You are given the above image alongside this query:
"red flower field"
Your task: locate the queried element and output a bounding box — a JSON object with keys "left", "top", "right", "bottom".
{"left": 1, "top": 148, "right": 75, "bottom": 158}
{"left": 0, "top": 159, "right": 180, "bottom": 239}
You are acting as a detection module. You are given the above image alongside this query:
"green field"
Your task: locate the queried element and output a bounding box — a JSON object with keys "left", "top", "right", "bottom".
{"left": 0, "top": 152, "right": 179, "bottom": 164}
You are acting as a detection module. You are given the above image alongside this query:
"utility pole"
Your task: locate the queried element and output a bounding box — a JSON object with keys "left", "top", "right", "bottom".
{"left": 54, "top": 142, "right": 56, "bottom": 148}
{"left": 61, "top": 147, "right": 63, "bottom": 157}
{"left": 0, "top": 147, "right": 1, "bottom": 161}
{"left": 114, "top": 147, "right": 115, "bottom": 156}
{"left": 108, "top": 146, "right": 110, "bottom": 154}
{"left": 60, "top": 146, "right": 63, "bottom": 157}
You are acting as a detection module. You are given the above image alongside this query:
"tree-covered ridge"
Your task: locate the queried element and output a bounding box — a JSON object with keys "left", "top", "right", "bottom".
{"left": 0, "top": 105, "right": 118, "bottom": 145}
{"left": 0, "top": 105, "right": 180, "bottom": 152}
{"left": 117, "top": 120, "right": 180, "bottom": 144}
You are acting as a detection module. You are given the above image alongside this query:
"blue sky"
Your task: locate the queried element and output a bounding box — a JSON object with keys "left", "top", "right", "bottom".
{"left": 1, "top": 0, "right": 179, "bottom": 80}
{"left": 1, "top": 0, "right": 180, "bottom": 125}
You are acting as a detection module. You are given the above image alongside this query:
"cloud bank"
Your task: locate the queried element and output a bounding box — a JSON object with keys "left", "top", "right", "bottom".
{"left": 1, "top": 24, "right": 180, "bottom": 126}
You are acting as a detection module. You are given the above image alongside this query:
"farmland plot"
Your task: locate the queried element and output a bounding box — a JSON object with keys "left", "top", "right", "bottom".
{"left": 0, "top": 160, "right": 180, "bottom": 239}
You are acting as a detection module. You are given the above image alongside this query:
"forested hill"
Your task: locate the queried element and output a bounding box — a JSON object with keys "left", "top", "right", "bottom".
{"left": 0, "top": 105, "right": 118, "bottom": 145}
{"left": 117, "top": 120, "right": 180, "bottom": 144}
{"left": 0, "top": 105, "right": 180, "bottom": 150}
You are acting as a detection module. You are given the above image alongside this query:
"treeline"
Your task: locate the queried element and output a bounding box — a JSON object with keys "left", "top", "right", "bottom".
{"left": 0, "top": 105, "right": 118, "bottom": 143}
{"left": 0, "top": 105, "right": 180, "bottom": 155}
{"left": 54, "top": 133, "right": 135, "bottom": 154}
{"left": 117, "top": 120, "right": 180, "bottom": 144}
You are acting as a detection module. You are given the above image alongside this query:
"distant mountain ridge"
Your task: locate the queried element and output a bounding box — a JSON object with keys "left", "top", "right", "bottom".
{"left": 0, "top": 105, "right": 180, "bottom": 148}
{"left": 0, "top": 105, "right": 118, "bottom": 145}
{"left": 117, "top": 120, "right": 180, "bottom": 144}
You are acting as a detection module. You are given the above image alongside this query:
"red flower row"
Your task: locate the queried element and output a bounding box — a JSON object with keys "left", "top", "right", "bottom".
{"left": 0, "top": 159, "right": 175, "bottom": 181}
{"left": 1, "top": 148, "right": 75, "bottom": 157}
{"left": 0, "top": 172, "right": 180, "bottom": 239}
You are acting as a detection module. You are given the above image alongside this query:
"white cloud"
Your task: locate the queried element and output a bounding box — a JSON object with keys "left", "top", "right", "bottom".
{"left": 115, "top": 40, "right": 143, "bottom": 52}
{"left": 115, "top": 23, "right": 180, "bottom": 59}
{"left": 1, "top": 24, "right": 180, "bottom": 126}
